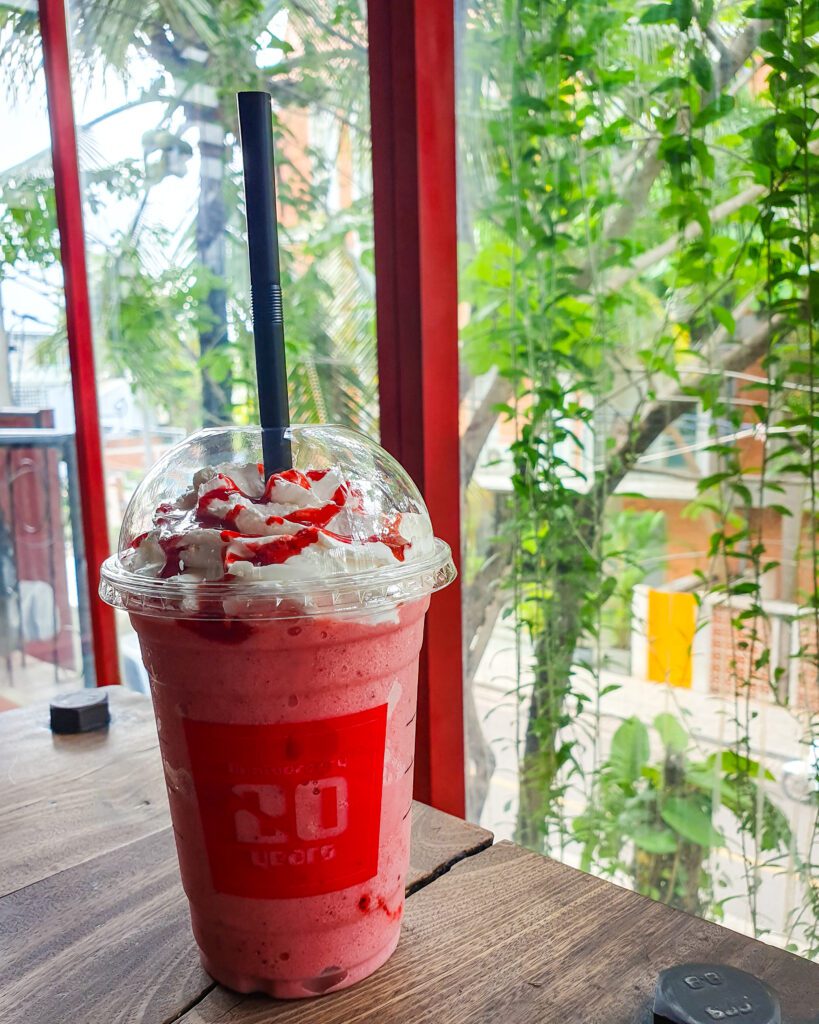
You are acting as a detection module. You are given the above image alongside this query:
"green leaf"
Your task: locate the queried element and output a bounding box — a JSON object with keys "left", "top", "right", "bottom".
{"left": 693, "top": 94, "right": 735, "bottom": 128}
{"left": 609, "top": 717, "right": 650, "bottom": 785}
{"left": 654, "top": 713, "right": 688, "bottom": 753}
{"left": 685, "top": 763, "right": 718, "bottom": 792}
{"left": 672, "top": 0, "right": 694, "bottom": 29}
{"left": 759, "top": 29, "right": 784, "bottom": 57}
{"left": 633, "top": 826, "right": 679, "bottom": 854}
{"left": 752, "top": 123, "right": 779, "bottom": 169}
{"left": 264, "top": 35, "right": 294, "bottom": 55}
{"left": 661, "top": 798, "right": 725, "bottom": 847}
{"left": 712, "top": 306, "right": 736, "bottom": 333}
{"left": 690, "top": 50, "right": 714, "bottom": 91}
{"left": 742, "top": 0, "right": 788, "bottom": 16}
{"left": 719, "top": 750, "right": 770, "bottom": 779}
{"left": 690, "top": 138, "right": 715, "bottom": 178}
{"left": 640, "top": 3, "right": 674, "bottom": 23}
{"left": 729, "top": 581, "right": 760, "bottom": 595}
{"left": 652, "top": 75, "right": 690, "bottom": 94}
{"left": 698, "top": 471, "right": 732, "bottom": 491}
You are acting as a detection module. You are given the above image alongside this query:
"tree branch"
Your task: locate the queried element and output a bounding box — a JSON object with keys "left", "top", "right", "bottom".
{"left": 603, "top": 182, "right": 766, "bottom": 292}
{"left": 710, "top": 21, "right": 767, "bottom": 99}
{"left": 605, "top": 304, "right": 788, "bottom": 495}
{"left": 287, "top": 0, "right": 367, "bottom": 56}
{"left": 574, "top": 19, "right": 768, "bottom": 292}
{"left": 597, "top": 140, "right": 661, "bottom": 257}
{"left": 459, "top": 22, "right": 770, "bottom": 499}
{"left": 461, "top": 369, "right": 514, "bottom": 485}
{"left": 464, "top": 547, "right": 509, "bottom": 682}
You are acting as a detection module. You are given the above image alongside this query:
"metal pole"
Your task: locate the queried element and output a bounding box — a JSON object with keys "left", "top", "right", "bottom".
{"left": 3, "top": 450, "right": 17, "bottom": 684}
{"left": 38, "top": 0, "right": 120, "bottom": 685}
{"left": 7, "top": 455, "right": 26, "bottom": 670}
{"left": 63, "top": 437, "right": 95, "bottom": 687}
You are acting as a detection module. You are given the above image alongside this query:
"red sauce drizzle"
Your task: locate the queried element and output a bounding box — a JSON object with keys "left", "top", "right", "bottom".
{"left": 220, "top": 473, "right": 260, "bottom": 500}
{"left": 368, "top": 516, "right": 411, "bottom": 562}
{"left": 376, "top": 896, "right": 403, "bottom": 922}
{"left": 152, "top": 469, "right": 403, "bottom": 568}
{"left": 224, "top": 528, "right": 319, "bottom": 567}
{"left": 284, "top": 503, "right": 340, "bottom": 529}
{"left": 322, "top": 528, "right": 353, "bottom": 545}
{"left": 158, "top": 536, "right": 187, "bottom": 578}
{"left": 196, "top": 485, "right": 238, "bottom": 516}
{"left": 280, "top": 469, "right": 311, "bottom": 488}
{"left": 129, "top": 531, "right": 149, "bottom": 549}
{"left": 262, "top": 468, "right": 311, "bottom": 498}
{"left": 192, "top": 471, "right": 348, "bottom": 528}
{"left": 357, "top": 893, "right": 402, "bottom": 922}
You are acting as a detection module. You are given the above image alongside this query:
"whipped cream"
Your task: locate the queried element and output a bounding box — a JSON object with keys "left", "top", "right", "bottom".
{"left": 124, "top": 463, "right": 434, "bottom": 584}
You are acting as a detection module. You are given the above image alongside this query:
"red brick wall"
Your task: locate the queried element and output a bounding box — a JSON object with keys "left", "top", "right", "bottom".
{"left": 620, "top": 497, "right": 713, "bottom": 581}
{"left": 708, "top": 604, "right": 776, "bottom": 702}
{"left": 620, "top": 497, "right": 815, "bottom": 602}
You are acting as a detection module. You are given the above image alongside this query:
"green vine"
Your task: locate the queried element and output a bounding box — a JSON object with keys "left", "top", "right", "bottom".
{"left": 461, "top": 0, "right": 818, "bottom": 955}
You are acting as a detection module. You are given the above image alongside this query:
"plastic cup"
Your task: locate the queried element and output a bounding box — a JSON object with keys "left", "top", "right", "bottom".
{"left": 100, "top": 426, "right": 455, "bottom": 998}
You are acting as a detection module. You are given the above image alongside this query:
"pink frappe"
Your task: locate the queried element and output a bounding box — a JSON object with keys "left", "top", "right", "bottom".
{"left": 133, "top": 599, "right": 427, "bottom": 997}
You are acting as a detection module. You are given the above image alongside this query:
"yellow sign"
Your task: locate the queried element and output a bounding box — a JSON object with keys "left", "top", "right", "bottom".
{"left": 647, "top": 590, "right": 696, "bottom": 688}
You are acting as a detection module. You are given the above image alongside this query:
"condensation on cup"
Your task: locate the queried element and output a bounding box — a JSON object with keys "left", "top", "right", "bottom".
{"left": 100, "top": 425, "right": 456, "bottom": 998}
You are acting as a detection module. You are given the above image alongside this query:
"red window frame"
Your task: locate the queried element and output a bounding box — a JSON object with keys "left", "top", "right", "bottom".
{"left": 368, "top": 0, "right": 465, "bottom": 816}
{"left": 38, "top": 0, "right": 120, "bottom": 686}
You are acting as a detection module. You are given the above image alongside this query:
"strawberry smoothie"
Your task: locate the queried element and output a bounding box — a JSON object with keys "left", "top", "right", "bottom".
{"left": 100, "top": 426, "right": 455, "bottom": 999}
{"left": 133, "top": 599, "right": 427, "bottom": 997}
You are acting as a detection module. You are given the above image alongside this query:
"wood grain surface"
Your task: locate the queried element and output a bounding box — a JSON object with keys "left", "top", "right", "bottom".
{"left": 177, "top": 842, "right": 819, "bottom": 1024}
{"left": 405, "top": 802, "right": 491, "bottom": 892}
{"left": 0, "top": 687, "right": 169, "bottom": 896}
{"left": 0, "top": 812, "right": 491, "bottom": 1024}
{"left": 0, "top": 828, "right": 210, "bottom": 1024}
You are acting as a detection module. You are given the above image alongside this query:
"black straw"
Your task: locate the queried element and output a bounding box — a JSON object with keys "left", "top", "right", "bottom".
{"left": 237, "top": 91, "right": 292, "bottom": 474}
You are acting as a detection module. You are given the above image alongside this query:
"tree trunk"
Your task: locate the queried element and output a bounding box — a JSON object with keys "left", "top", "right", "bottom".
{"left": 465, "top": 685, "right": 496, "bottom": 822}
{"left": 633, "top": 843, "right": 706, "bottom": 915}
{"left": 516, "top": 542, "right": 587, "bottom": 850}
{"left": 193, "top": 105, "right": 231, "bottom": 426}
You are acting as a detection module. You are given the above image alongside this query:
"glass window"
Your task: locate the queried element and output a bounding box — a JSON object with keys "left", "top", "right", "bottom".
{"left": 0, "top": 8, "right": 93, "bottom": 704}
{"left": 458, "top": 1, "right": 818, "bottom": 957}
{"left": 0, "top": 2, "right": 375, "bottom": 700}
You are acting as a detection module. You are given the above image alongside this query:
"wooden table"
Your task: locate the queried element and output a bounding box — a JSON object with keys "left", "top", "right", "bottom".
{"left": 1, "top": 689, "right": 816, "bottom": 1023}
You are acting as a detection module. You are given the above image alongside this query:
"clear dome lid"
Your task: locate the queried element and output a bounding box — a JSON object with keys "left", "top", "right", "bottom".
{"left": 100, "top": 425, "right": 456, "bottom": 620}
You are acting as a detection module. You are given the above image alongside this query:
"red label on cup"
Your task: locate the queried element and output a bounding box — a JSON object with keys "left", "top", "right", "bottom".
{"left": 183, "top": 705, "right": 387, "bottom": 899}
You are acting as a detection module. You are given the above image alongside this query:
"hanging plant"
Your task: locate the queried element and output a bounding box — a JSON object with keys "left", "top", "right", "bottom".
{"left": 459, "top": 0, "right": 818, "bottom": 955}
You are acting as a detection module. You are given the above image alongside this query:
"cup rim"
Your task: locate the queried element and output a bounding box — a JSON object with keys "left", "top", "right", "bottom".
{"left": 100, "top": 537, "right": 456, "bottom": 620}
